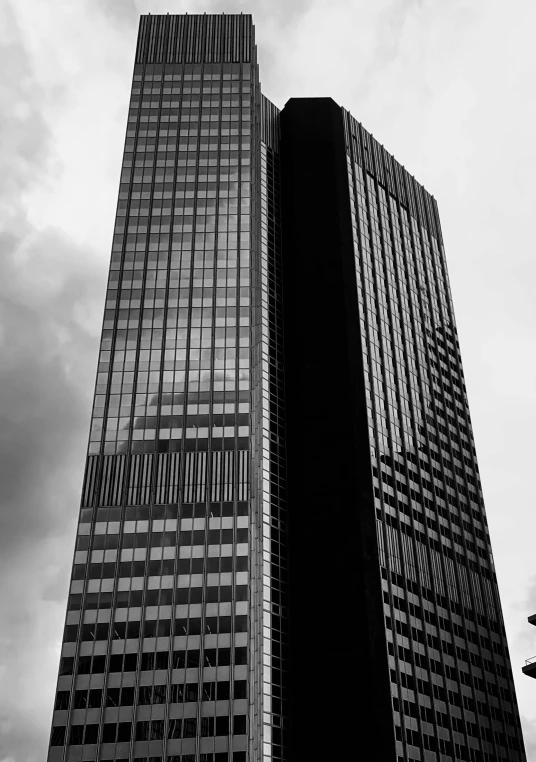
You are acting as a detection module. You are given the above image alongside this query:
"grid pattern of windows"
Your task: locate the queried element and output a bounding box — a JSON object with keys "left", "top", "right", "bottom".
{"left": 48, "top": 13, "right": 525, "bottom": 762}
{"left": 250, "top": 97, "right": 288, "bottom": 762}
{"left": 89, "top": 64, "right": 252, "bottom": 457}
{"left": 48, "top": 15, "right": 259, "bottom": 762}
{"left": 344, "top": 110, "right": 525, "bottom": 762}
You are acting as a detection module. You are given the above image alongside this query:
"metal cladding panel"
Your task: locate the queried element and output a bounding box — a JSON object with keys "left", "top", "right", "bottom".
{"left": 136, "top": 13, "right": 253, "bottom": 64}
{"left": 81, "top": 451, "right": 249, "bottom": 507}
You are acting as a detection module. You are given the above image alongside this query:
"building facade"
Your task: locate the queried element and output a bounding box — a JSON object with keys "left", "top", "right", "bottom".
{"left": 47, "top": 13, "right": 525, "bottom": 762}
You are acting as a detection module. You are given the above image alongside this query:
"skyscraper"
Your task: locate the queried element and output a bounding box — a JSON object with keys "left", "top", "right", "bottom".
{"left": 47, "top": 13, "right": 525, "bottom": 762}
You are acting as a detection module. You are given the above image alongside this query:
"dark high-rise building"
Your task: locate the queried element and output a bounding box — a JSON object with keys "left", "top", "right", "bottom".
{"left": 522, "top": 614, "right": 536, "bottom": 680}
{"left": 47, "top": 13, "right": 525, "bottom": 762}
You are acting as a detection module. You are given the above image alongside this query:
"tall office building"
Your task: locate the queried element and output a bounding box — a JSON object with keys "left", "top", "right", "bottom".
{"left": 47, "top": 13, "right": 525, "bottom": 762}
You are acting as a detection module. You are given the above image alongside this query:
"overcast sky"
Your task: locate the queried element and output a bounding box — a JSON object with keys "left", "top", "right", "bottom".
{"left": 0, "top": 0, "right": 535, "bottom": 760}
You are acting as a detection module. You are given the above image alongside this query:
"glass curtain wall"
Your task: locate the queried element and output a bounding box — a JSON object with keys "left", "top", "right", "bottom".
{"left": 344, "top": 109, "right": 525, "bottom": 762}
{"left": 48, "top": 15, "right": 259, "bottom": 762}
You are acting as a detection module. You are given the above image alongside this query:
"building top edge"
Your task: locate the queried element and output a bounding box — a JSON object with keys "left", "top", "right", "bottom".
{"left": 136, "top": 13, "right": 255, "bottom": 65}
{"left": 343, "top": 107, "right": 442, "bottom": 240}
{"left": 139, "top": 13, "right": 254, "bottom": 21}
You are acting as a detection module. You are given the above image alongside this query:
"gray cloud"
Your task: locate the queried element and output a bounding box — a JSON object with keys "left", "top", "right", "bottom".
{"left": 0, "top": 10, "right": 50, "bottom": 196}
{"left": 94, "top": 0, "right": 139, "bottom": 25}
{"left": 0, "top": 4, "right": 106, "bottom": 759}
{"left": 0, "top": 228, "right": 99, "bottom": 554}
{"left": 0, "top": 7, "right": 102, "bottom": 556}
{"left": 0, "top": 221, "right": 102, "bottom": 757}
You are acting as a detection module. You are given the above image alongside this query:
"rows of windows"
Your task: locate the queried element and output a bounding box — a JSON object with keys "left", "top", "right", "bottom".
{"left": 254, "top": 129, "right": 288, "bottom": 762}
{"left": 377, "top": 496, "right": 492, "bottom": 572}
{"left": 76, "top": 525, "right": 248, "bottom": 550}
{"left": 51, "top": 715, "right": 247, "bottom": 745}
{"left": 345, "top": 114, "right": 524, "bottom": 761}
{"left": 56, "top": 679, "right": 247, "bottom": 710}
{"left": 49, "top": 54, "right": 258, "bottom": 761}
{"left": 51, "top": 754, "right": 245, "bottom": 762}
{"left": 80, "top": 501, "right": 247, "bottom": 522}
{"left": 78, "top": 511, "right": 247, "bottom": 534}
{"left": 46, "top": 0, "right": 273, "bottom": 750}
{"left": 60, "top": 644, "right": 247, "bottom": 676}
{"left": 62, "top": 613, "right": 248, "bottom": 642}
{"left": 73, "top": 557, "right": 248, "bottom": 582}
{"left": 89, "top": 59, "right": 254, "bottom": 456}
{"left": 70, "top": 580, "right": 248, "bottom": 608}
{"left": 93, "top": 754, "right": 243, "bottom": 762}
{"left": 78, "top": 529, "right": 247, "bottom": 549}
